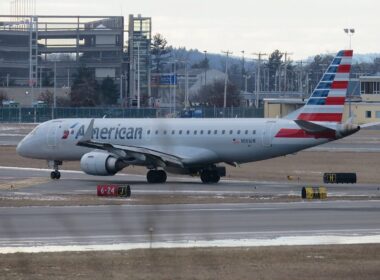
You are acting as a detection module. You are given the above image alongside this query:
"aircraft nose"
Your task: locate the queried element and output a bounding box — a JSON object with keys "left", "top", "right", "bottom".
{"left": 16, "top": 137, "right": 33, "bottom": 158}
{"left": 16, "top": 140, "right": 26, "bottom": 157}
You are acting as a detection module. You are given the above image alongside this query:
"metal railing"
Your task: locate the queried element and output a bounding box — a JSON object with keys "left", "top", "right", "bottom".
{"left": 0, "top": 107, "right": 264, "bottom": 123}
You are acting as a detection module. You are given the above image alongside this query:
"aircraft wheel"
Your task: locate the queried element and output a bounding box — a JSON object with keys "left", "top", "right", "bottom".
{"left": 147, "top": 170, "right": 167, "bottom": 184}
{"left": 50, "top": 171, "right": 61, "bottom": 180}
{"left": 200, "top": 171, "right": 210, "bottom": 183}
{"left": 210, "top": 172, "right": 220, "bottom": 183}
{"left": 158, "top": 170, "right": 167, "bottom": 183}
{"left": 201, "top": 170, "right": 220, "bottom": 184}
{"left": 126, "top": 185, "right": 131, "bottom": 197}
{"left": 147, "top": 170, "right": 156, "bottom": 183}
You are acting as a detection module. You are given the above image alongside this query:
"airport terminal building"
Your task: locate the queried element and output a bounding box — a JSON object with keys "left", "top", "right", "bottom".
{"left": 264, "top": 76, "right": 380, "bottom": 124}
{"left": 0, "top": 14, "right": 151, "bottom": 107}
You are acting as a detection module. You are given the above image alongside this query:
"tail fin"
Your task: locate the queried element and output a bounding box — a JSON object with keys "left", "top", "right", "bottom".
{"left": 287, "top": 50, "right": 353, "bottom": 123}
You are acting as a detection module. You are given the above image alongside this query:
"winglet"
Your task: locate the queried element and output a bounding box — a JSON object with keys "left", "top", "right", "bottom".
{"left": 80, "top": 119, "right": 94, "bottom": 142}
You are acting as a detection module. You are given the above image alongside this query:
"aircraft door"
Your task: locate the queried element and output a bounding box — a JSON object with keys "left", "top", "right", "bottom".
{"left": 47, "top": 124, "right": 58, "bottom": 148}
{"left": 262, "top": 121, "right": 276, "bottom": 147}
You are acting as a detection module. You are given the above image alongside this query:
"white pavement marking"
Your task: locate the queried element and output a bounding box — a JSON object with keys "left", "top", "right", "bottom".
{"left": 1, "top": 234, "right": 380, "bottom": 254}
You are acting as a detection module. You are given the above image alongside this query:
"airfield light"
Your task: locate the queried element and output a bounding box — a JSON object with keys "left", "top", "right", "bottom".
{"left": 344, "top": 28, "right": 355, "bottom": 49}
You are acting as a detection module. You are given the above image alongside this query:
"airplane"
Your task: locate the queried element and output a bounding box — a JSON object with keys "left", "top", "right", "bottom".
{"left": 16, "top": 50, "right": 367, "bottom": 184}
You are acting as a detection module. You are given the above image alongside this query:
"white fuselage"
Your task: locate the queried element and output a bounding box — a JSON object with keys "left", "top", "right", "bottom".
{"left": 17, "top": 117, "right": 333, "bottom": 167}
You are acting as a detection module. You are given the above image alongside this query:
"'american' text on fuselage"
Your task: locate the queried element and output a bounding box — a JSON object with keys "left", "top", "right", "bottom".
{"left": 75, "top": 125, "right": 143, "bottom": 140}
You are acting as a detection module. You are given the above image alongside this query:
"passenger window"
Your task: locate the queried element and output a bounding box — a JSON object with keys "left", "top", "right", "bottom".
{"left": 208, "top": 130, "right": 211, "bottom": 134}
{"left": 155, "top": 130, "right": 158, "bottom": 135}
{"left": 164, "top": 131, "right": 167, "bottom": 135}
{"left": 229, "top": 130, "right": 233, "bottom": 134}
{"left": 252, "top": 130, "right": 256, "bottom": 135}
{"left": 147, "top": 130, "right": 151, "bottom": 135}
{"left": 237, "top": 130, "right": 241, "bottom": 135}
{"left": 214, "top": 130, "right": 218, "bottom": 135}
{"left": 194, "top": 130, "right": 197, "bottom": 135}
{"left": 200, "top": 130, "right": 204, "bottom": 135}
{"left": 187, "top": 130, "right": 190, "bottom": 135}
{"left": 179, "top": 130, "right": 183, "bottom": 135}
{"left": 245, "top": 130, "right": 248, "bottom": 135}
{"left": 172, "top": 130, "right": 175, "bottom": 135}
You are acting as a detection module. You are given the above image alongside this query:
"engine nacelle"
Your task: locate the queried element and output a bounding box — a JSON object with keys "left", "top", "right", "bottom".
{"left": 80, "top": 152, "right": 127, "bottom": 176}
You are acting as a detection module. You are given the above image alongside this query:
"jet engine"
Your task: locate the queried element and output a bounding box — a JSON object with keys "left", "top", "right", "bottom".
{"left": 80, "top": 152, "right": 127, "bottom": 176}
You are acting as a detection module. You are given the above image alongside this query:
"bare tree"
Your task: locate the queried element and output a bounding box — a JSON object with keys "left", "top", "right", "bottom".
{"left": 195, "top": 80, "right": 241, "bottom": 107}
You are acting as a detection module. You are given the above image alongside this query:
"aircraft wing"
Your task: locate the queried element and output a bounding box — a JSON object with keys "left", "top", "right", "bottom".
{"left": 76, "top": 119, "right": 184, "bottom": 167}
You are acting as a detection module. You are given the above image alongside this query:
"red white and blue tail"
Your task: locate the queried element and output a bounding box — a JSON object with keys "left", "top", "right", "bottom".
{"left": 292, "top": 50, "right": 353, "bottom": 123}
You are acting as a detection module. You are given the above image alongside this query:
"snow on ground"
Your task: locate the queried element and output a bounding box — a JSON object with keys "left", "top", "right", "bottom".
{"left": 1, "top": 234, "right": 380, "bottom": 254}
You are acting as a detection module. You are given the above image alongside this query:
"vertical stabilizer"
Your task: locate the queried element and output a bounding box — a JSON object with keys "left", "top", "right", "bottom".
{"left": 286, "top": 50, "right": 353, "bottom": 123}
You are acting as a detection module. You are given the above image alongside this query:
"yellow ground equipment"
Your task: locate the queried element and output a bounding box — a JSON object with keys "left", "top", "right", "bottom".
{"left": 301, "top": 186, "right": 327, "bottom": 199}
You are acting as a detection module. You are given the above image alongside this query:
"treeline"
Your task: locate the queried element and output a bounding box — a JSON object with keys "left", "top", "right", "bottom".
{"left": 38, "top": 67, "right": 119, "bottom": 107}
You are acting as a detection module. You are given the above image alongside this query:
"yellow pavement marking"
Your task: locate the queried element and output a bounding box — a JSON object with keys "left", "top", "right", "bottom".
{"left": 0, "top": 177, "right": 50, "bottom": 190}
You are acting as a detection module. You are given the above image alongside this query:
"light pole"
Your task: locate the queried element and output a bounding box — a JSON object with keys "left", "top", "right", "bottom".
{"left": 137, "top": 42, "right": 141, "bottom": 108}
{"left": 243, "top": 74, "right": 251, "bottom": 93}
{"left": 173, "top": 60, "right": 177, "bottom": 115}
{"left": 344, "top": 28, "right": 355, "bottom": 49}
{"left": 252, "top": 52, "right": 267, "bottom": 108}
{"left": 203, "top": 50, "right": 207, "bottom": 86}
{"left": 282, "top": 52, "right": 293, "bottom": 92}
{"left": 175, "top": 59, "right": 190, "bottom": 109}
{"left": 241, "top": 50, "right": 245, "bottom": 91}
{"left": 53, "top": 61, "right": 56, "bottom": 117}
{"left": 185, "top": 62, "right": 189, "bottom": 108}
{"left": 120, "top": 73, "right": 125, "bottom": 108}
{"left": 222, "top": 50, "right": 232, "bottom": 108}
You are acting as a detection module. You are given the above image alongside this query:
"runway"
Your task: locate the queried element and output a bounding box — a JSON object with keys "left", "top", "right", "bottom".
{"left": 1, "top": 166, "right": 380, "bottom": 197}
{"left": 0, "top": 167, "right": 380, "bottom": 252}
{"left": 0, "top": 201, "right": 380, "bottom": 250}
{"left": 1, "top": 124, "right": 380, "bottom": 252}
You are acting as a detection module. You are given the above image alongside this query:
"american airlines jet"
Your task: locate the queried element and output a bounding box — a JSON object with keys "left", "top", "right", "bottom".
{"left": 16, "top": 50, "right": 366, "bottom": 184}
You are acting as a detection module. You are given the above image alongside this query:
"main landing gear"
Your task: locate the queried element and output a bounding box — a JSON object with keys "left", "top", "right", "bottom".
{"left": 49, "top": 160, "right": 62, "bottom": 180}
{"left": 200, "top": 170, "right": 221, "bottom": 184}
{"left": 147, "top": 170, "right": 167, "bottom": 184}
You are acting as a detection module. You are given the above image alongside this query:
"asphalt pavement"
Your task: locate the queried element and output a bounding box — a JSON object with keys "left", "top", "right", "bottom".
{"left": 1, "top": 166, "right": 380, "bottom": 197}
{"left": 0, "top": 200, "right": 379, "bottom": 248}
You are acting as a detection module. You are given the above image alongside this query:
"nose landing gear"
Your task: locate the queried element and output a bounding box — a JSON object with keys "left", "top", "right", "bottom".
{"left": 50, "top": 170, "right": 61, "bottom": 180}
{"left": 49, "top": 160, "right": 62, "bottom": 180}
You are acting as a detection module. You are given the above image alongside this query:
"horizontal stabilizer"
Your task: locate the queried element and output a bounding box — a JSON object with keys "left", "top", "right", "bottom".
{"left": 294, "top": 119, "right": 336, "bottom": 134}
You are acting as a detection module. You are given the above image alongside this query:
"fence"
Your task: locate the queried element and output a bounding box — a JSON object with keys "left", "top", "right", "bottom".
{"left": 0, "top": 107, "right": 264, "bottom": 123}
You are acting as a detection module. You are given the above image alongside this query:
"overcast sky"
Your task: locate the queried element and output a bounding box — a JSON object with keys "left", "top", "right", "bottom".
{"left": 1, "top": 0, "right": 378, "bottom": 59}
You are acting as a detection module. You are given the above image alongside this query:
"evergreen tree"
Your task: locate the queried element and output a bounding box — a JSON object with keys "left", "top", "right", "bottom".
{"left": 100, "top": 77, "right": 118, "bottom": 105}
{"left": 70, "top": 67, "right": 100, "bottom": 107}
{"left": 151, "top": 33, "right": 172, "bottom": 73}
{"left": 266, "top": 50, "right": 283, "bottom": 91}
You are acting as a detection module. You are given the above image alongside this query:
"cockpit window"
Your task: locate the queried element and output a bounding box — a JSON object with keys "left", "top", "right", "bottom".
{"left": 29, "top": 126, "right": 41, "bottom": 135}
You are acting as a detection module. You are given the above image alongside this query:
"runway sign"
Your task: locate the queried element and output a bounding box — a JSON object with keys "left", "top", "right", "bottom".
{"left": 97, "top": 185, "right": 131, "bottom": 197}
